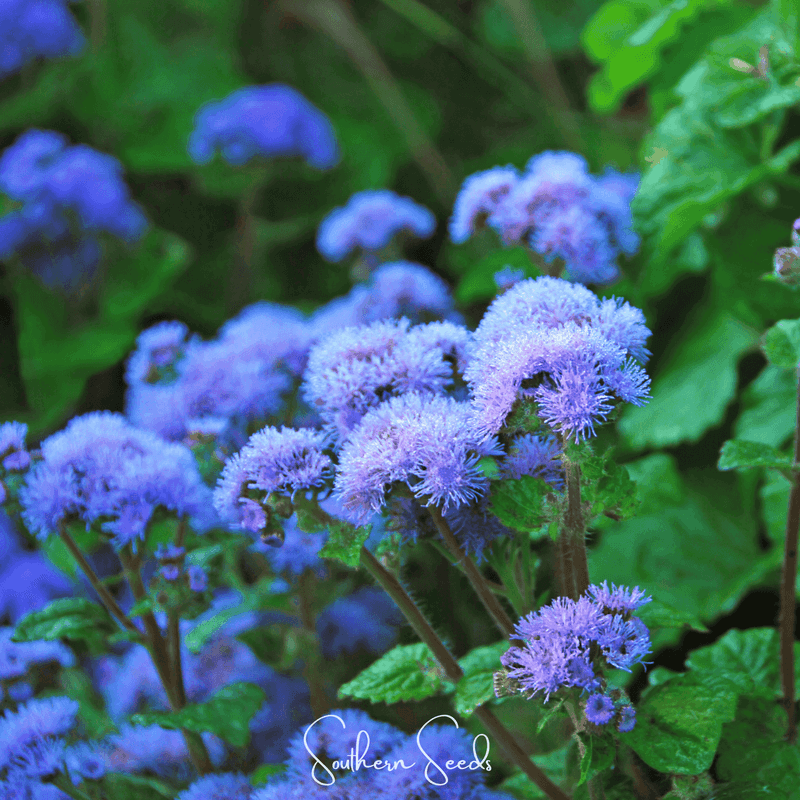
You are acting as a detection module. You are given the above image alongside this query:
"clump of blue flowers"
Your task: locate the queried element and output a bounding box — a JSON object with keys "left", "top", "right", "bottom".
{"left": 20, "top": 412, "right": 212, "bottom": 549}
{"left": 0, "top": 130, "right": 148, "bottom": 292}
{"left": 466, "top": 276, "right": 651, "bottom": 441}
{"left": 0, "top": 0, "right": 85, "bottom": 79}
{"left": 316, "top": 190, "right": 435, "bottom": 263}
{"left": 497, "top": 582, "right": 651, "bottom": 731}
{"left": 450, "top": 152, "right": 639, "bottom": 285}
{"left": 188, "top": 84, "right": 339, "bottom": 169}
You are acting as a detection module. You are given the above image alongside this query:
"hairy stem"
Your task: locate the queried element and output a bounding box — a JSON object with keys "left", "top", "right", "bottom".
{"left": 428, "top": 505, "right": 518, "bottom": 640}
{"left": 57, "top": 524, "right": 140, "bottom": 636}
{"left": 360, "top": 546, "right": 571, "bottom": 800}
{"left": 780, "top": 365, "right": 800, "bottom": 743}
{"left": 555, "top": 458, "right": 589, "bottom": 601}
{"left": 298, "top": 571, "right": 330, "bottom": 718}
{"left": 118, "top": 547, "right": 214, "bottom": 774}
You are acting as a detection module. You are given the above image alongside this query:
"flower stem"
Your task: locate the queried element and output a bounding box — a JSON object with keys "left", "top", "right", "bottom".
{"left": 428, "top": 505, "right": 518, "bottom": 640}
{"left": 555, "top": 458, "right": 589, "bottom": 601}
{"left": 780, "top": 365, "right": 800, "bottom": 743}
{"left": 57, "top": 524, "right": 140, "bottom": 637}
{"left": 298, "top": 570, "right": 330, "bottom": 718}
{"left": 359, "top": 545, "right": 571, "bottom": 800}
{"left": 118, "top": 547, "right": 214, "bottom": 774}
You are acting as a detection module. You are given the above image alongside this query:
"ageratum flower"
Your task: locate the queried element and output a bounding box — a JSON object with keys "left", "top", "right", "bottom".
{"left": 0, "top": 628, "right": 74, "bottom": 684}
{"left": 19, "top": 412, "right": 212, "bottom": 549}
{"left": 499, "top": 584, "right": 651, "bottom": 728}
{"left": 0, "top": 0, "right": 84, "bottom": 79}
{"left": 0, "top": 422, "right": 30, "bottom": 473}
{"left": 304, "top": 318, "right": 470, "bottom": 441}
{"left": 213, "top": 427, "right": 331, "bottom": 535}
{"left": 316, "top": 190, "right": 435, "bottom": 262}
{"left": 0, "top": 130, "right": 147, "bottom": 292}
{"left": 467, "top": 277, "right": 651, "bottom": 441}
{"left": 334, "top": 393, "right": 502, "bottom": 525}
{"left": 176, "top": 773, "right": 253, "bottom": 800}
{"left": 188, "top": 84, "right": 339, "bottom": 169}
{"left": 500, "top": 434, "right": 564, "bottom": 488}
{"left": 450, "top": 151, "right": 639, "bottom": 285}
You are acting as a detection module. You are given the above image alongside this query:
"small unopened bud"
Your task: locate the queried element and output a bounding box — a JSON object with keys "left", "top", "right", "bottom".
{"left": 774, "top": 246, "right": 800, "bottom": 287}
{"left": 261, "top": 517, "right": 286, "bottom": 548}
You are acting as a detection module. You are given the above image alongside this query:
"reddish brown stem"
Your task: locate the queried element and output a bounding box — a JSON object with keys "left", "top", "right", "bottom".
{"left": 555, "top": 459, "right": 589, "bottom": 601}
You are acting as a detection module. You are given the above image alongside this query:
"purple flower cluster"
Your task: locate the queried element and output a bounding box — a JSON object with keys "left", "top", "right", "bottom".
{"left": 0, "top": 130, "right": 148, "bottom": 292}
{"left": 499, "top": 582, "right": 651, "bottom": 730}
{"left": 304, "top": 319, "right": 470, "bottom": 442}
{"left": 188, "top": 84, "right": 339, "bottom": 169}
{"left": 126, "top": 303, "right": 314, "bottom": 441}
{"left": 500, "top": 434, "right": 564, "bottom": 488}
{"left": 0, "top": 0, "right": 84, "bottom": 79}
{"left": 19, "top": 412, "right": 213, "bottom": 549}
{"left": 316, "top": 190, "right": 435, "bottom": 262}
{"left": 449, "top": 152, "right": 639, "bottom": 285}
{"left": 466, "top": 277, "right": 651, "bottom": 441}
{"left": 0, "top": 696, "right": 78, "bottom": 791}
{"left": 0, "top": 628, "right": 74, "bottom": 703}
{"left": 213, "top": 427, "right": 331, "bottom": 536}
{"left": 255, "top": 710, "right": 512, "bottom": 800}
{"left": 334, "top": 393, "right": 502, "bottom": 525}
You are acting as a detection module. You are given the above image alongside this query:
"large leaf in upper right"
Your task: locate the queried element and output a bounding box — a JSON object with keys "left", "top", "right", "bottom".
{"left": 619, "top": 311, "right": 757, "bottom": 449}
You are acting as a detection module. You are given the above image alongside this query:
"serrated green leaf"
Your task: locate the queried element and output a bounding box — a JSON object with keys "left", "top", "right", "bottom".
{"left": 718, "top": 439, "right": 793, "bottom": 471}
{"left": 453, "top": 641, "right": 510, "bottom": 716}
{"left": 489, "top": 475, "right": 549, "bottom": 532}
{"left": 580, "top": 448, "right": 637, "bottom": 519}
{"left": 685, "top": 627, "right": 800, "bottom": 698}
{"left": 716, "top": 696, "right": 800, "bottom": 794}
{"left": 338, "top": 643, "right": 455, "bottom": 704}
{"left": 762, "top": 319, "right": 800, "bottom": 368}
{"left": 13, "top": 598, "right": 116, "bottom": 654}
{"left": 619, "top": 312, "right": 757, "bottom": 449}
{"left": 626, "top": 673, "right": 738, "bottom": 774}
{"left": 577, "top": 734, "right": 615, "bottom": 787}
{"left": 131, "top": 681, "right": 266, "bottom": 747}
{"left": 319, "top": 521, "right": 372, "bottom": 568}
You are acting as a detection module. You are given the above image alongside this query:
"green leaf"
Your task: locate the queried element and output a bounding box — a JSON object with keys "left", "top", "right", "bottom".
{"left": 580, "top": 448, "right": 637, "bottom": 520}
{"left": 685, "top": 627, "right": 800, "bottom": 698}
{"left": 716, "top": 696, "right": 800, "bottom": 795}
{"left": 13, "top": 598, "right": 116, "bottom": 654}
{"left": 250, "top": 764, "right": 287, "bottom": 785}
{"left": 453, "top": 641, "right": 510, "bottom": 717}
{"left": 577, "top": 734, "right": 615, "bottom": 787}
{"left": 489, "top": 475, "right": 549, "bottom": 532}
{"left": 131, "top": 681, "right": 266, "bottom": 747}
{"left": 718, "top": 439, "right": 793, "bottom": 471}
{"left": 338, "top": 643, "right": 455, "bottom": 704}
{"left": 636, "top": 600, "right": 708, "bottom": 633}
{"left": 452, "top": 246, "right": 536, "bottom": 305}
{"left": 734, "top": 365, "right": 797, "bottom": 448}
{"left": 626, "top": 673, "right": 738, "bottom": 774}
{"left": 623, "top": 453, "right": 686, "bottom": 513}
{"left": 619, "top": 312, "right": 757, "bottom": 449}
{"left": 759, "top": 469, "right": 791, "bottom": 544}
{"left": 762, "top": 318, "right": 800, "bottom": 368}
{"left": 102, "top": 773, "right": 175, "bottom": 800}
{"left": 319, "top": 520, "right": 372, "bottom": 568}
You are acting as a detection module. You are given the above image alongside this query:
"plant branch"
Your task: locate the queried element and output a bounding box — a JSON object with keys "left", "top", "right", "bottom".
{"left": 428, "top": 505, "right": 518, "bottom": 640}
{"left": 780, "top": 365, "right": 800, "bottom": 743}
{"left": 57, "top": 524, "right": 140, "bottom": 636}
{"left": 118, "top": 546, "right": 214, "bottom": 774}
{"left": 360, "top": 546, "right": 571, "bottom": 800}
{"left": 555, "top": 457, "right": 589, "bottom": 601}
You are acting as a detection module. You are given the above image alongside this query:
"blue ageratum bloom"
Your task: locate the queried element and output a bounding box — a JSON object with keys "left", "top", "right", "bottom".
{"left": 449, "top": 151, "right": 639, "bottom": 286}
{"left": 334, "top": 393, "right": 502, "bottom": 525}
{"left": 19, "top": 412, "right": 213, "bottom": 549}
{"left": 499, "top": 584, "right": 651, "bottom": 724}
{"left": 0, "top": 130, "right": 147, "bottom": 292}
{"left": 0, "top": 628, "right": 74, "bottom": 685}
{"left": 188, "top": 84, "right": 339, "bottom": 169}
{"left": 316, "top": 190, "right": 435, "bottom": 262}
{"left": 213, "top": 427, "right": 332, "bottom": 536}
{"left": 125, "top": 303, "right": 314, "bottom": 441}
{"left": 303, "top": 318, "right": 470, "bottom": 442}
{"left": 466, "top": 276, "right": 651, "bottom": 441}
{"left": 0, "top": 0, "right": 85, "bottom": 79}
